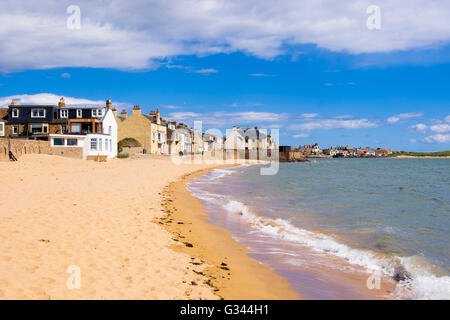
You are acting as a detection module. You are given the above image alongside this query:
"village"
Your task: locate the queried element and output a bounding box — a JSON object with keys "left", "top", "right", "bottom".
{"left": 0, "top": 97, "right": 279, "bottom": 161}
{"left": 287, "top": 143, "right": 393, "bottom": 158}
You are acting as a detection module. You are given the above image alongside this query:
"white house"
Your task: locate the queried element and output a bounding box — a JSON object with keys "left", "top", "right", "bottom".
{"left": 49, "top": 104, "right": 118, "bottom": 160}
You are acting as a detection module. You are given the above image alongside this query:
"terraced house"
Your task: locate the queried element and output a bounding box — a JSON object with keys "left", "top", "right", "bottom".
{"left": 114, "top": 106, "right": 169, "bottom": 155}
{"left": 5, "top": 97, "right": 117, "bottom": 160}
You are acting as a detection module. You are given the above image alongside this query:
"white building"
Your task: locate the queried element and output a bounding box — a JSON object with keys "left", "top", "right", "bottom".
{"left": 50, "top": 105, "right": 118, "bottom": 160}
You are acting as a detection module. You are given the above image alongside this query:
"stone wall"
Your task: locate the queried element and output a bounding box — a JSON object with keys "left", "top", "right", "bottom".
{"left": 0, "top": 138, "right": 52, "bottom": 161}
{"left": 49, "top": 146, "right": 83, "bottom": 159}
{"left": 121, "top": 146, "right": 144, "bottom": 156}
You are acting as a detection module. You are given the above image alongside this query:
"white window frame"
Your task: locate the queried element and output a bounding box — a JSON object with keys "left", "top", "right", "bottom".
{"left": 60, "top": 109, "right": 68, "bottom": 118}
{"left": 53, "top": 138, "right": 65, "bottom": 146}
{"left": 66, "top": 138, "right": 78, "bottom": 147}
{"left": 12, "top": 125, "right": 18, "bottom": 135}
{"left": 90, "top": 138, "right": 97, "bottom": 151}
{"left": 0, "top": 122, "right": 4, "bottom": 136}
{"left": 76, "top": 109, "right": 82, "bottom": 118}
{"left": 99, "top": 138, "right": 103, "bottom": 151}
{"left": 12, "top": 108, "right": 19, "bottom": 118}
{"left": 31, "top": 108, "right": 46, "bottom": 118}
{"left": 91, "top": 108, "right": 104, "bottom": 118}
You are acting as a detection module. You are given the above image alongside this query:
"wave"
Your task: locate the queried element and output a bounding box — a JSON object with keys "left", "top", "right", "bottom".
{"left": 190, "top": 167, "right": 450, "bottom": 300}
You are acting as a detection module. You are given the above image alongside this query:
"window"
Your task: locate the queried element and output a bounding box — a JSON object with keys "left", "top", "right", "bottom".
{"left": 99, "top": 138, "right": 102, "bottom": 151}
{"left": 108, "top": 126, "right": 112, "bottom": 135}
{"left": 12, "top": 126, "right": 18, "bottom": 134}
{"left": 76, "top": 109, "right": 82, "bottom": 118}
{"left": 71, "top": 123, "right": 81, "bottom": 133}
{"left": 105, "top": 139, "right": 108, "bottom": 151}
{"left": 67, "top": 139, "right": 77, "bottom": 146}
{"left": 62, "top": 125, "right": 67, "bottom": 133}
{"left": 31, "top": 108, "right": 45, "bottom": 118}
{"left": 0, "top": 122, "right": 4, "bottom": 136}
{"left": 53, "top": 138, "right": 64, "bottom": 146}
{"left": 60, "top": 109, "right": 68, "bottom": 118}
{"left": 12, "top": 108, "right": 19, "bottom": 118}
{"left": 90, "top": 138, "right": 97, "bottom": 150}
{"left": 43, "top": 123, "right": 48, "bottom": 134}
{"left": 91, "top": 109, "right": 104, "bottom": 117}
{"left": 109, "top": 139, "right": 112, "bottom": 152}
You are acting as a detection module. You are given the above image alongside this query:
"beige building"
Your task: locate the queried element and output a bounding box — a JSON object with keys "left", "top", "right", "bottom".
{"left": 114, "top": 106, "right": 168, "bottom": 154}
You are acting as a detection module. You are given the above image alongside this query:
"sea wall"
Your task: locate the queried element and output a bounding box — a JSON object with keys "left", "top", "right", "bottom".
{"left": 279, "top": 151, "right": 307, "bottom": 162}
{"left": 0, "top": 138, "right": 52, "bottom": 161}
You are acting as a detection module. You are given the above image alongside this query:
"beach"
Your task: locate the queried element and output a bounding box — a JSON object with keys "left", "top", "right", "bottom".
{"left": 0, "top": 154, "right": 296, "bottom": 299}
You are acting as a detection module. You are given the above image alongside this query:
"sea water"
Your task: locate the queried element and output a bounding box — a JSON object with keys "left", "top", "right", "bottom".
{"left": 189, "top": 158, "right": 450, "bottom": 299}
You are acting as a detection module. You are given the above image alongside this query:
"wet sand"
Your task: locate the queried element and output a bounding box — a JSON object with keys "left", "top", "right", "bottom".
{"left": 159, "top": 168, "right": 300, "bottom": 300}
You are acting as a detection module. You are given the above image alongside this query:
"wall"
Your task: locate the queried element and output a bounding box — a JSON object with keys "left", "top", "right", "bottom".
{"left": 0, "top": 138, "right": 51, "bottom": 161}
{"left": 102, "top": 109, "right": 118, "bottom": 158}
{"left": 116, "top": 111, "right": 152, "bottom": 153}
{"left": 49, "top": 146, "right": 83, "bottom": 159}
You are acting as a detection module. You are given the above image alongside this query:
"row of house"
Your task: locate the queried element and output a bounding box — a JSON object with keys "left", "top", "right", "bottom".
{"left": 0, "top": 98, "right": 277, "bottom": 160}
{"left": 112, "top": 106, "right": 276, "bottom": 156}
{"left": 0, "top": 98, "right": 118, "bottom": 160}
{"left": 298, "top": 144, "right": 392, "bottom": 157}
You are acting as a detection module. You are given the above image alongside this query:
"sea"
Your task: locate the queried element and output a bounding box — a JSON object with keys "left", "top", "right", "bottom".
{"left": 188, "top": 158, "right": 450, "bottom": 300}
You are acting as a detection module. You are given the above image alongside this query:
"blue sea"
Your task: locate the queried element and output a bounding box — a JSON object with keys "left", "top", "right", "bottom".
{"left": 189, "top": 158, "right": 450, "bottom": 299}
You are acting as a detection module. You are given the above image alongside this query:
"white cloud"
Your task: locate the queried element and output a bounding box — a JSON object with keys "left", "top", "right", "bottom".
{"left": 189, "top": 68, "right": 218, "bottom": 75}
{"left": 169, "top": 110, "right": 286, "bottom": 126}
{"left": 1, "top": 1, "right": 450, "bottom": 72}
{"left": 430, "top": 123, "right": 450, "bottom": 133}
{"left": 293, "top": 133, "right": 310, "bottom": 138}
{"left": 301, "top": 113, "right": 318, "bottom": 118}
{"left": 411, "top": 123, "right": 427, "bottom": 132}
{"left": 387, "top": 112, "right": 423, "bottom": 123}
{"left": 61, "top": 73, "right": 71, "bottom": 78}
{"left": 446, "top": 115, "right": 450, "bottom": 123}
{"left": 0, "top": 93, "right": 128, "bottom": 108}
{"left": 249, "top": 73, "right": 276, "bottom": 77}
{"left": 289, "top": 118, "right": 378, "bottom": 131}
{"left": 424, "top": 134, "right": 450, "bottom": 143}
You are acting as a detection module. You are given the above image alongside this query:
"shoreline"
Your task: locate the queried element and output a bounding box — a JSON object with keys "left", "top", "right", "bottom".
{"left": 159, "top": 167, "right": 300, "bottom": 300}
{"left": 174, "top": 165, "right": 399, "bottom": 300}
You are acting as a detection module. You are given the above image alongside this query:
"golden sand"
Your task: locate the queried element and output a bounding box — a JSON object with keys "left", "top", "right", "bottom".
{"left": 0, "top": 154, "right": 297, "bottom": 299}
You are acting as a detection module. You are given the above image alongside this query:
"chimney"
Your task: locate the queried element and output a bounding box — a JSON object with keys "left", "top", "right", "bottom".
{"left": 11, "top": 99, "right": 20, "bottom": 106}
{"left": 120, "top": 109, "right": 128, "bottom": 119}
{"left": 111, "top": 107, "right": 117, "bottom": 117}
{"left": 58, "top": 97, "right": 66, "bottom": 108}
{"left": 132, "top": 105, "right": 141, "bottom": 115}
{"left": 156, "top": 108, "right": 161, "bottom": 125}
{"left": 106, "top": 98, "right": 112, "bottom": 109}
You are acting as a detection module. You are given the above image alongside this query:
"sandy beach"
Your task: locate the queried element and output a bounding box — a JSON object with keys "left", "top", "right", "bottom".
{"left": 0, "top": 154, "right": 297, "bottom": 299}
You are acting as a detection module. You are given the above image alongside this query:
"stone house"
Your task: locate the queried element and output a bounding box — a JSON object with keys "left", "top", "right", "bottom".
{"left": 114, "top": 106, "right": 168, "bottom": 155}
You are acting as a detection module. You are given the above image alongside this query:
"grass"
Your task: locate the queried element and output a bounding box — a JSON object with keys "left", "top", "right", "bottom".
{"left": 117, "top": 152, "right": 129, "bottom": 159}
{"left": 392, "top": 150, "right": 450, "bottom": 157}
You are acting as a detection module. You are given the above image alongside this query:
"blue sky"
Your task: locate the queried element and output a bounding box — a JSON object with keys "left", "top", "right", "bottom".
{"left": 0, "top": 1, "right": 449, "bottom": 151}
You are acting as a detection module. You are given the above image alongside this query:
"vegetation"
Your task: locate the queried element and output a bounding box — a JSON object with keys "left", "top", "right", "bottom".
{"left": 118, "top": 137, "right": 141, "bottom": 152}
{"left": 392, "top": 151, "right": 450, "bottom": 157}
{"left": 117, "top": 152, "right": 129, "bottom": 159}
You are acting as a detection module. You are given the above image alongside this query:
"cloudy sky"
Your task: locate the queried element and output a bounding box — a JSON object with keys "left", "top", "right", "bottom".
{"left": 0, "top": 0, "right": 449, "bottom": 150}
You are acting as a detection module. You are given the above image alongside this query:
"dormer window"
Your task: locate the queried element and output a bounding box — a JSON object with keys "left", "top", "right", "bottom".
{"left": 91, "top": 109, "right": 104, "bottom": 117}
{"left": 12, "top": 108, "right": 19, "bottom": 118}
{"left": 60, "top": 109, "right": 68, "bottom": 118}
{"left": 31, "top": 108, "right": 45, "bottom": 118}
{"left": 76, "top": 109, "right": 82, "bottom": 118}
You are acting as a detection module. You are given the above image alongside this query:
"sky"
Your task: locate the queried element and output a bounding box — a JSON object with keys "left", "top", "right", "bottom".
{"left": 0, "top": 0, "right": 449, "bottom": 151}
